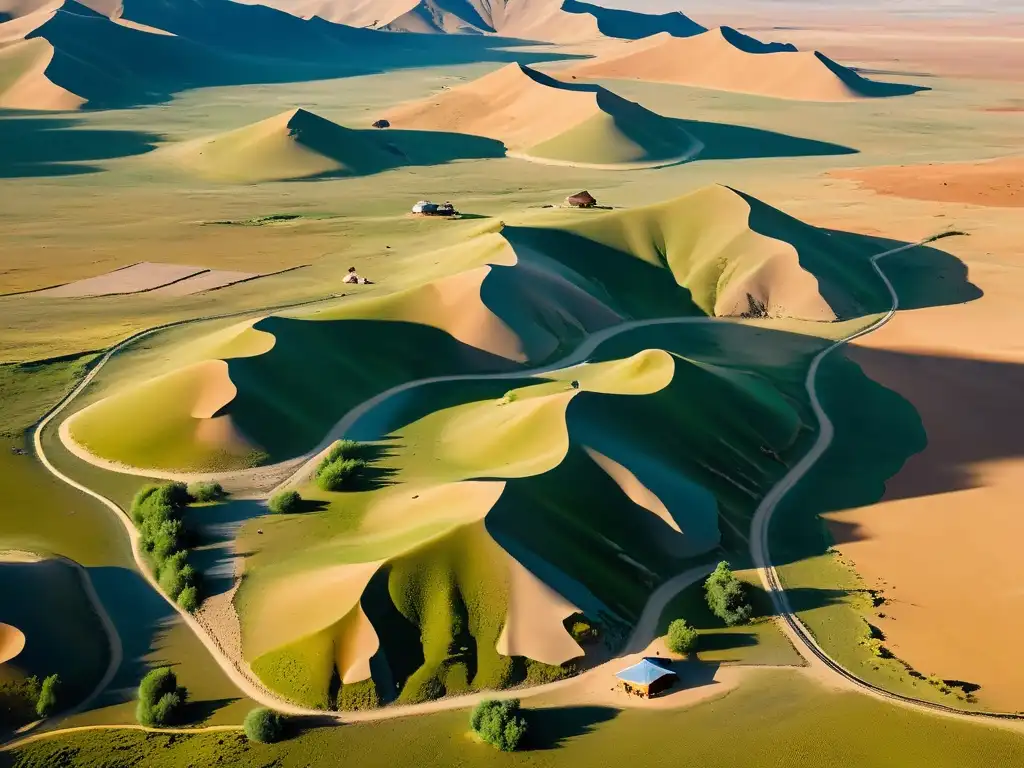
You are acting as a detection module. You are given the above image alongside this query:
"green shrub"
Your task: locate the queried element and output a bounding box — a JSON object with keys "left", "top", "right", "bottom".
{"left": 136, "top": 667, "right": 187, "bottom": 727}
{"left": 470, "top": 699, "right": 528, "bottom": 752}
{"left": 269, "top": 490, "right": 301, "bottom": 515}
{"left": 243, "top": 707, "right": 286, "bottom": 744}
{"left": 177, "top": 585, "right": 200, "bottom": 613}
{"left": 34, "top": 675, "right": 59, "bottom": 719}
{"left": 188, "top": 481, "right": 225, "bottom": 503}
{"left": 666, "top": 619, "right": 698, "bottom": 654}
{"left": 322, "top": 440, "right": 363, "bottom": 464}
{"left": 704, "top": 561, "right": 753, "bottom": 627}
{"left": 568, "top": 617, "right": 600, "bottom": 644}
{"left": 337, "top": 679, "right": 381, "bottom": 711}
{"left": 158, "top": 556, "right": 195, "bottom": 599}
{"left": 154, "top": 481, "right": 191, "bottom": 510}
{"left": 316, "top": 458, "right": 366, "bottom": 492}
{"left": 524, "top": 659, "right": 577, "bottom": 685}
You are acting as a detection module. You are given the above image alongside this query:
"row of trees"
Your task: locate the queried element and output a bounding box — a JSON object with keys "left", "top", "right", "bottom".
{"left": 130, "top": 481, "right": 219, "bottom": 612}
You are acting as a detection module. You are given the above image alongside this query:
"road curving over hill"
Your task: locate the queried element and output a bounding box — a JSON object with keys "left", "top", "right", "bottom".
{"left": 21, "top": 229, "right": 1024, "bottom": 752}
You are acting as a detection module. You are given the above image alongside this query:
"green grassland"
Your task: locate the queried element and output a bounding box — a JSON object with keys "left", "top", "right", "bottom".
{"left": 0, "top": 559, "right": 109, "bottom": 719}
{"left": 8, "top": 671, "right": 1024, "bottom": 767}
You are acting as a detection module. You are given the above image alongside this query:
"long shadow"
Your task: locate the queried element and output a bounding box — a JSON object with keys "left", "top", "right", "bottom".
{"left": 525, "top": 705, "right": 620, "bottom": 750}
{"left": 680, "top": 119, "right": 858, "bottom": 162}
{"left": 22, "top": 0, "right": 588, "bottom": 111}
{"left": 0, "top": 116, "right": 160, "bottom": 178}
{"left": 183, "top": 498, "right": 265, "bottom": 598}
{"left": 561, "top": 0, "right": 705, "bottom": 40}
{"left": 816, "top": 52, "right": 930, "bottom": 98}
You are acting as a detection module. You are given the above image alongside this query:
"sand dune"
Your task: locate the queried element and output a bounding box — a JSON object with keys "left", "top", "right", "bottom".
{"left": 386, "top": 62, "right": 699, "bottom": 168}
{"left": 831, "top": 156, "right": 1024, "bottom": 208}
{"left": 170, "top": 108, "right": 408, "bottom": 183}
{"left": 0, "top": 622, "right": 26, "bottom": 665}
{"left": 565, "top": 26, "right": 926, "bottom": 102}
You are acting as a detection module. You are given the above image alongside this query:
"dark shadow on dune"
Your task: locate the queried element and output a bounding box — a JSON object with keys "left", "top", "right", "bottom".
{"left": 369, "top": 128, "right": 506, "bottom": 169}
{"left": 184, "top": 499, "right": 265, "bottom": 598}
{"left": 561, "top": 0, "right": 705, "bottom": 40}
{"left": 0, "top": 115, "right": 160, "bottom": 178}
{"left": 815, "top": 52, "right": 930, "bottom": 98}
{"left": 718, "top": 25, "right": 797, "bottom": 54}
{"left": 679, "top": 119, "right": 857, "bottom": 162}
{"left": 25, "top": 0, "right": 588, "bottom": 111}
{"left": 525, "top": 706, "right": 620, "bottom": 750}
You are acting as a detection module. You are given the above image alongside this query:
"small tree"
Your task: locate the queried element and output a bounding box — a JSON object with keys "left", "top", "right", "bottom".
{"left": 188, "top": 481, "right": 225, "bottom": 503}
{"left": 316, "top": 458, "right": 366, "bottom": 492}
{"left": 704, "top": 561, "right": 753, "bottom": 627}
{"left": 35, "top": 674, "right": 60, "bottom": 718}
{"left": 244, "top": 707, "right": 286, "bottom": 743}
{"left": 268, "top": 490, "right": 301, "bottom": 515}
{"left": 137, "top": 667, "right": 187, "bottom": 726}
{"left": 665, "top": 619, "right": 698, "bottom": 654}
{"left": 177, "top": 585, "right": 200, "bottom": 613}
{"left": 470, "top": 699, "right": 528, "bottom": 752}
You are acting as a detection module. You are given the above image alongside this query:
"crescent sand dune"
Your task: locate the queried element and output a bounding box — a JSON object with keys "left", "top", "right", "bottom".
{"left": 0, "top": 622, "right": 27, "bottom": 665}
{"left": 385, "top": 62, "right": 701, "bottom": 168}
{"left": 830, "top": 156, "right": 1024, "bottom": 208}
{"left": 169, "top": 108, "right": 409, "bottom": 183}
{"left": 564, "top": 26, "right": 927, "bottom": 102}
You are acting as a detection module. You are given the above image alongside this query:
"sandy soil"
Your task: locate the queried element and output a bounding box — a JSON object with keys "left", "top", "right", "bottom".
{"left": 823, "top": 255, "right": 1024, "bottom": 710}
{"left": 35, "top": 262, "right": 208, "bottom": 298}
{"left": 0, "top": 622, "right": 27, "bottom": 665}
{"left": 830, "top": 157, "right": 1024, "bottom": 208}
{"left": 150, "top": 270, "right": 260, "bottom": 296}
{"left": 496, "top": 551, "right": 584, "bottom": 667}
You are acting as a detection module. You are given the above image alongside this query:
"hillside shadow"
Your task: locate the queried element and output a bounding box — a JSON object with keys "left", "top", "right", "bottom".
{"left": 525, "top": 705, "right": 620, "bottom": 750}
{"left": 816, "top": 52, "right": 930, "bottom": 98}
{"left": 184, "top": 498, "right": 265, "bottom": 597}
{"left": 681, "top": 119, "right": 858, "bottom": 161}
{"left": 561, "top": 0, "right": 705, "bottom": 40}
{"left": 0, "top": 115, "right": 160, "bottom": 178}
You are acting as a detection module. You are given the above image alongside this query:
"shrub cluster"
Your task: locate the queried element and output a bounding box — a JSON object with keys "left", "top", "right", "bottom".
{"left": 187, "top": 481, "right": 225, "bottom": 503}
{"left": 269, "top": 489, "right": 302, "bottom": 515}
{"left": 131, "top": 482, "right": 202, "bottom": 612}
{"left": 315, "top": 440, "right": 367, "bottom": 492}
{"left": 35, "top": 674, "right": 60, "bottom": 719}
{"left": 0, "top": 677, "right": 40, "bottom": 727}
{"left": 704, "top": 561, "right": 753, "bottom": 627}
{"left": 665, "top": 619, "right": 698, "bottom": 654}
{"left": 243, "top": 707, "right": 286, "bottom": 743}
{"left": 470, "top": 699, "right": 528, "bottom": 752}
{"left": 567, "top": 616, "right": 600, "bottom": 644}
{"left": 136, "top": 667, "right": 187, "bottom": 727}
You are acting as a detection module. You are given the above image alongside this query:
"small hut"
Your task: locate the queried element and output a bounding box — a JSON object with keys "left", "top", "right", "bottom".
{"left": 372, "top": 119, "right": 391, "bottom": 129}
{"left": 566, "top": 190, "right": 597, "bottom": 208}
{"left": 615, "top": 658, "right": 678, "bottom": 699}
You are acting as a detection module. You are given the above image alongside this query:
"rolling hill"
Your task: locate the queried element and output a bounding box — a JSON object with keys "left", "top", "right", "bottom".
{"left": 385, "top": 62, "right": 700, "bottom": 168}
{"left": 234, "top": 0, "right": 707, "bottom": 42}
{"left": 565, "top": 26, "right": 927, "bottom": 101}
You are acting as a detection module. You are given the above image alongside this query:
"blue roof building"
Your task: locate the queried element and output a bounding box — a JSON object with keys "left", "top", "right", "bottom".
{"left": 615, "top": 658, "right": 678, "bottom": 698}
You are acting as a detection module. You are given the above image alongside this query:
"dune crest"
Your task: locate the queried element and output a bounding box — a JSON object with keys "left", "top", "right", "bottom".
{"left": 566, "top": 26, "right": 926, "bottom": 102}
{"left": 386, "top": 62, "right": 700, "bottom": 168}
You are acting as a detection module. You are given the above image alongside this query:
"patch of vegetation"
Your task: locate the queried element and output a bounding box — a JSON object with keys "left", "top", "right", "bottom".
{"left": 187, "top": 481, "right": 225, "bottom": 503}
{"left": 705, "top": 562, "right": 752, "bottom": 627}
{"left": 0, "top": 352, "right": 99, "bottom": 437}
{"left": 566, "top": 615, "right": 600, "bottom": 645}
{"left": 136, "top": 667, "right": 188, "bottom": 727}
{"left": 243, "top": 708, "right": 285, "bottom": 744}
{"left": 131, "top": 482, "right": 203, "bottom": 611}
{"left": 206, "top": 213, "right": 333, "bottom": 226}
{"left": 315, "top": 440, "right": 368, "bottom": 492}
{"left": 34, "top": 674, "right": 60, "bottom": 719}
{"left": 666, "top": 619, "right": 698, "bottom": 654}
{"left": 0, "top": 677, "right": 40, "bottom": 728}
{"left": 470, "top": 699, "right": 528, "bottom": 752}
{"left": 337, "top": 679, "right": 380, "bottom": 712}
{"left": 268, "top": 489, "right": 301, "bottom": 515}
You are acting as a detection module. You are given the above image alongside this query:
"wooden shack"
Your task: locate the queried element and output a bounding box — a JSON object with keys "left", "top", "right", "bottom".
{"left": 615, "top": 658, "right": 678, "bottom": 699}
{"left": 566, "top": 190, "right": 597, "bottom": 208}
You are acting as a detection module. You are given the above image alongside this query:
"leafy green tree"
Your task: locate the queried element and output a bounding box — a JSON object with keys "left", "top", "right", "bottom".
{"left": 316, "top": 458, "right": 366, "bottom": 492}
{"left": 177, "top": 586, "right": 200, "bottom": 613}
{"left": 470, "top": 699, "right": 528, "bottom": 752}
{"left": 666, "top": 619, "right": 698, "bottom": 654}
{"left": 269, "top": 490, "right": 301, "bottom": 514}
{"left": 136, "top": 667, "right": 187, "bottom": 726}
{"left": 35, "top": 674, "right": 60, "bottom": 718}
{"left": 243, "top": 707, "right": 286, "bottom": 743}
{"left": 704, "top": 561, "right": 753, "bottom": 627}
